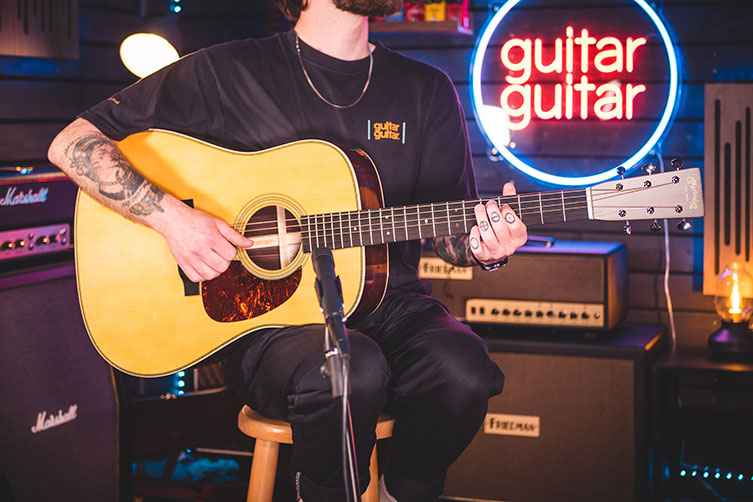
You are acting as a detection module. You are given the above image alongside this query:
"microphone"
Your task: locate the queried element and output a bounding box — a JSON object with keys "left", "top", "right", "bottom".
{"left": 311, "top": 246, "right": 345, "bottom": 323}
{"left": 311, "top": 247, "right": 350, "bottom": 398}
{"left": 311, "top": 247, "right": 360, "bottom": 501}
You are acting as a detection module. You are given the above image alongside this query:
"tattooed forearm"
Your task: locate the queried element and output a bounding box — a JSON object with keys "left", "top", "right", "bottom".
{"left": 431, "top": 234, "right": 476, "bottom": 267}
{"left": 130, "top": 185, "right": 165, "bottom": 216}
{"left": 64, "top": 133, "right": 165, "bottom": 217}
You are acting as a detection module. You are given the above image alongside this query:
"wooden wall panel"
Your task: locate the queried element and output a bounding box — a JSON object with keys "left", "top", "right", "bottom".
{"left": 2, "top": 0, "right": 750, "bottom": 350}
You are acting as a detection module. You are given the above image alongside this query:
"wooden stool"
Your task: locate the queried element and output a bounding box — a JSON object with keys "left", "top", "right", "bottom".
{"left": 238, "top": 405, "right": 394, "bottom": 502}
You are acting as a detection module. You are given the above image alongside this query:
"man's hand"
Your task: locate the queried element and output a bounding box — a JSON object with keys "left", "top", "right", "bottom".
{"left": 157, "top": 202, "right": 254, "bottom": 283}
{"left": 469, "top": 181, "right": 528, "bottom": 265}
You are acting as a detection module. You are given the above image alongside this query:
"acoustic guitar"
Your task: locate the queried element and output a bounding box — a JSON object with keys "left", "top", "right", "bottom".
{"left": 74, "top": 129, "right": 704, "bottom": 376}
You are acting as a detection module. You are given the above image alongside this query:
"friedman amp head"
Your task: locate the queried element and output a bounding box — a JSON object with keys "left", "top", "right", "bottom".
{"left": 419, "top": 240, "right": 627, "bottom": 331}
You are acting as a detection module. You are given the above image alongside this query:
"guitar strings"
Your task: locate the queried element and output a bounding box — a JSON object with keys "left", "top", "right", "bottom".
{"left": 235, "top": 200, "right": 675, "bottom": 238}
{"left": 236, "top": 204, "right": 681, "bottom": 254}
{"left": 232, "top": 182, "right": 669, "bottom": 234}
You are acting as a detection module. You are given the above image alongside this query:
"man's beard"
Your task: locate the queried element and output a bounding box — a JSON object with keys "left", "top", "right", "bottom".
{"left": 334, "top": 0, "right": 403, "bottom": 17}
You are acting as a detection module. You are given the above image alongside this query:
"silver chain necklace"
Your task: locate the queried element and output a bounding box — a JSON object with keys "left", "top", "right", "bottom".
{"left": 295, "top": 33, "right": 373, "bottom": 109}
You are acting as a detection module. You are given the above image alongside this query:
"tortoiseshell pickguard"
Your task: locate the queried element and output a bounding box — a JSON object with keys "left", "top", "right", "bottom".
{"left": 201, "top": 261, "right": 302, "bottom": 322}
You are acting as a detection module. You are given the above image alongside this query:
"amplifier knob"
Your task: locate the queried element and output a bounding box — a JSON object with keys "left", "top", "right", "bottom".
{"left": 558, "top": 312, "right": 567, "bottom": 318}
{"left": 14, "top": 239, "right": 26, "bottom": 249}
{"left": 581, "top": 313, "right": 590, "bottom": 319}
{"left": 546, "top": 311, "right": 554, "bottom": 317}
{"left": 594, "top": 312, "right": 601, "bottom": 319}
{"left": 491, "top": 308, "right": 500, "bottom": 315}
{"left": 536, "top": 311, "right": 543, "bottom": 318}
{"left": 36, "top": 236, "right": 50, "bottom": 245}
{"left": 1, "top": 240, "right": 14, "bottom": 251}
{"left": 570, "top": 312, "right": 578, "bottom": 319}
{"left": 524, "top": 310, "right": 532, "bottom": 317}
{"left": 502, "top": 309, "right": 511, "bottom": 316}
{"left": 513, "top": 309, "right": 522, "bottom": 316}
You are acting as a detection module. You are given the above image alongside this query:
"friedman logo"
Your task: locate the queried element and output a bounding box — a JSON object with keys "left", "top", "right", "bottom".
{"left": 0, "top": 186, "right": 49, "bottom": 206}
{"left": 471, "top": 0, "right": 679, "bottom": 186}
{"left": 485, "top": 413, "right": 540, "bottom": 438}
{"left": 31, "top": 404, "right": 78, "bottom": 434}
{"left": 417, "top": 256, "right": 473, "bottom": 280}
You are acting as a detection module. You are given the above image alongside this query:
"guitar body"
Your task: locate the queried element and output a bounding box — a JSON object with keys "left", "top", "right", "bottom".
{"left": 75, "top": 130, "right": 387, "bottom": 377}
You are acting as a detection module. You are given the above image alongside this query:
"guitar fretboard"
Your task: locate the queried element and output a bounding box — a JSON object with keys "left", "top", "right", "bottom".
{"left": 300, "top": 190, "right": 589, "bottom": 253}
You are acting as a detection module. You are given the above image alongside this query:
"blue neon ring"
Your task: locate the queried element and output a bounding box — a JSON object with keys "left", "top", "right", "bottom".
{"left": 470, "top": 0, "right": 679, "bottom": 186}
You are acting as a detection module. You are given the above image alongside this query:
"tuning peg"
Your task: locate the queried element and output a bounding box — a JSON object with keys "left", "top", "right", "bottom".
{"left": 677, "top": 219, "right": 692, "bottom": 231}
{"left": 642, "top": 163, "right": 657, "bottom": 175}
{"left": 650, "top": 220, "right": 662, "bottom": 232}
{"left": 617, "top": 166, "right": 626, "bottom": 179}
{"left": 670, "top": 158, "right": 683, "bottom": 170}
{"left": 623, "top": 222, "right": 632, "bottom": 235}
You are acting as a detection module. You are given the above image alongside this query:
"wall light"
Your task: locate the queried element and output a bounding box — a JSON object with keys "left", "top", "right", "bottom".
{"left": 708, "top": 263, "right": 753, "bottom": 357}
{"left": 120, "top": 0, "right": 182, "bottom": 79}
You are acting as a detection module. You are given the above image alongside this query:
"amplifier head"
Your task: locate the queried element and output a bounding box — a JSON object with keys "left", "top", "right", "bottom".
{"left": 0, "top": 172, "right": 77, "bottom": 265}
{"left": 419, "top": 240, "right": 627, "bottom": 330}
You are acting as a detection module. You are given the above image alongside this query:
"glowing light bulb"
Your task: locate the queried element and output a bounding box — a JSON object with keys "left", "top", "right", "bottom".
{"left": 730, "top": 274, "right": 742, "bottom": 315}
{"left": 713, "top": 264, "right": 753, "bottom": 323}
{"left": 120, "top": 33, "right": 179, "bottom": 78}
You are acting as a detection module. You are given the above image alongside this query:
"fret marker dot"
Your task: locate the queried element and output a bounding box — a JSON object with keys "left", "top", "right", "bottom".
{"left": 424, "top": 219, "right": 429, "bottom": 223}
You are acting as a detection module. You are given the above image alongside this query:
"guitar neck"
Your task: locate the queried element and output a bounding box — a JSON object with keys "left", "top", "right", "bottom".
{"left": 300, "top": 188, "right": 589, "bottom": 252}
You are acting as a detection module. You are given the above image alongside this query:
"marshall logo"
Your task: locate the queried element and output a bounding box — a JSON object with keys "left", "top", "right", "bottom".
{"left": 31, "top": 404, "right": 78, "bottom": 433}
{"left": 0, "top": 186, "right": 49, "bottom": 206}
{"left": 485, "top": 412, "right": 540, "bottom": 438}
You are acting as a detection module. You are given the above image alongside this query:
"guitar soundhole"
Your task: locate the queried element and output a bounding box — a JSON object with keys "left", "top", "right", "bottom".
{"left": 243, "top": 205, "right": 302, "bottom": 271}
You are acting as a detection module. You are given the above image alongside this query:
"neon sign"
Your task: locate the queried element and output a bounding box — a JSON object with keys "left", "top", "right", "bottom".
{"left": 471, "top": 0, "right": 679, "bottom": 186}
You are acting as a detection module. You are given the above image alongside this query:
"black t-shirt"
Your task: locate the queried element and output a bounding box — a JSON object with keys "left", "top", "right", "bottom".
{"left": 80, "top": 30, "right": 477, "bottom": 292}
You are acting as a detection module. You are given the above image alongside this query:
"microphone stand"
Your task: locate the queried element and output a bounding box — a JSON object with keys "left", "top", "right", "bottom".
{"left": 312, "top": 247, "right": 360, "bottom": 502}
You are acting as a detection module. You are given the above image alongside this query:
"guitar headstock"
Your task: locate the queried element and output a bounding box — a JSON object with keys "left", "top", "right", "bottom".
{"left": 589, "top": 167, "right": 704, "bottom": 228}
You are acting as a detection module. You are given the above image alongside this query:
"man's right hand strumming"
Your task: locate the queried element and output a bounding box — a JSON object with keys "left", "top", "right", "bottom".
{"left": 48, "top": 118, "right": 253, "bottom": 283}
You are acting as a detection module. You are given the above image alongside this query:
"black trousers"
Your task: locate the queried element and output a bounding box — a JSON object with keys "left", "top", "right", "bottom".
{"left": 223, "top": 289, "right": 505, "bottom": 502}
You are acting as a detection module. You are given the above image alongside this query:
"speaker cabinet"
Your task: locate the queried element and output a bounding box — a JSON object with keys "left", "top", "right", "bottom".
{"left": 443, "top": 323, "right": 665, "bottom": 502}
{"left": 0, "top": 262, "right": 121, "bottom": 502}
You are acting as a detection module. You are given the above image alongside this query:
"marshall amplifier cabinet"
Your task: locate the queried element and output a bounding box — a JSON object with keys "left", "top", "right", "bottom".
{"left": 419, "top": 240, "right": 627, "bottom": 331}
{"left": 0, "top": 264, "right": 122, "bottom": 502}
{"left": 0, "top": 171, "right": 122, "bottom": 501}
